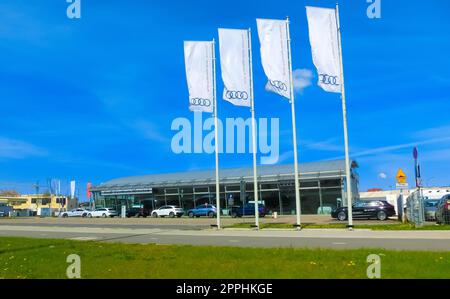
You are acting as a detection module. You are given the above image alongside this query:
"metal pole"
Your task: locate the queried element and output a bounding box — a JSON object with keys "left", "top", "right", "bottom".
{"left": 336, "top": 3, "right": 354, "bottom": 229}
{"left": 318, "top": 180, "right": 324, "bottom": 215}
{"left": 286, "top": 17, "right": 302, "bottom": 229}
{"left": 212, "top": 39, "right": 221, "bottom": 229}
{"left": 248, "top": 28, "right": 260, "bottom": 229}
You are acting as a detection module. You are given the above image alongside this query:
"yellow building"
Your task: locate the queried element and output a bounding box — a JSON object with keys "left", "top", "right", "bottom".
{"left": 0, "top": 194, "right": 76, "bottom": 216}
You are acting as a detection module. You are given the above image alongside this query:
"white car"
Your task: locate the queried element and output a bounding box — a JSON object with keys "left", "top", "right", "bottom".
{"left": 60, "top": 208, "right": 87, "bottom": 218}
{"left": 151, "top": 206, "right": 184, "bottom": 218}
{"left": 86, "top": 208, "right": 118, "bottom": 218}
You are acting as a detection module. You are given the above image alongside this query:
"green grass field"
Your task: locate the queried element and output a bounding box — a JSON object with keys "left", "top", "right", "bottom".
{"left": 225, "top": 222, "right": 450, "bottom": 230}
{"left": 0, "top": 237, "right": 449, "bottom": 279}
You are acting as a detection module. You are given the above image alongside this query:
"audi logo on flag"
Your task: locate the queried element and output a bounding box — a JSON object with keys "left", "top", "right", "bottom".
{"left": 190, "top": 98, "right": 212, "bottom": 107}
{"left": 269, "top": 80, "right": 288, "bottom": 92}
{"left": 319, "top": 74, "right": 340, "bottom": 86}
{"left": 226, "top": 91, "right": 249, "bottom": 101}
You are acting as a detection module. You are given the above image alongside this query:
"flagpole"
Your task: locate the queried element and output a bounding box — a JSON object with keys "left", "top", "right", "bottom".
{"left": 286, "top": 17, "right": 302, "bottom": 230}
{"left": 248, "top": 28, "right": 260, "bottom": 229}
{"left": 212, "top": 39, "right": 221, "bottom": 229}
{"left": 336, "top": 3, "right": 354, "bottom": 229}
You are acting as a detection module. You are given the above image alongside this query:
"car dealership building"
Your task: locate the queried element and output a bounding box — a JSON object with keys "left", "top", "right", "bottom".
{"left": 92, "top": 159, "right": 359, "bottom": 216}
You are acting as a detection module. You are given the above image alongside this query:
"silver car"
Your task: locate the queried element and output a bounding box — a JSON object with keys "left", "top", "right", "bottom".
{"left": 151, "top": 206, "right": 184, "bottom": 218}
{"left": 60, "top": 208, "right": 88, "bottom": 218}
{"left": 87, "top": 208, "right": 118, "bottom": 218}
{"left": 424, "top": 199, "right": 439, "bottom": 221}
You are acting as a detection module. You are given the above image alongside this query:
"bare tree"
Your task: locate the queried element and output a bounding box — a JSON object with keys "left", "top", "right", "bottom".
{"left": 0, "top": 190, "right": 20, "bottom": 197}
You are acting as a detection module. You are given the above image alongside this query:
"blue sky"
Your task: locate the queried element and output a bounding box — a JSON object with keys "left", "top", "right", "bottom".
{"left": 1, "top": 0, "right": 449, "bottom": 200}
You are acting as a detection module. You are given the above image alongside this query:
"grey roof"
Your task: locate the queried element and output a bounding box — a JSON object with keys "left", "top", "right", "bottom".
{"left": 94, "top": 159, "right": 355, "bottom": 190}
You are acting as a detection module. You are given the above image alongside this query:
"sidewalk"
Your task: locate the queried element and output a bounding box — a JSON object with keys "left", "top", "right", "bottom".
{"left": 2, "top": 224, "right": 450, "bottom": 240}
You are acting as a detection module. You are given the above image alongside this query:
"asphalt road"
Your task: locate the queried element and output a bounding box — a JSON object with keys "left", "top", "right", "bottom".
{"left": 0, "top": 215, "right": 400, "bottom": 230}
{"left": 1, "top": 223, "right": 450, "bottom": 251}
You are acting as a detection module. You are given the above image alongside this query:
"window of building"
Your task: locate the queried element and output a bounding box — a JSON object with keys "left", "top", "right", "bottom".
{"left": 300, "top": 181, "right": 319, "bottom": 188}
{"left": 56, "top": 198, "right": 66, "bottom": 205}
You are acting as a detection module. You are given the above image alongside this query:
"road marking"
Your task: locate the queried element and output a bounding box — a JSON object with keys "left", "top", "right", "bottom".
{"left": 229, "top": 240, "right": 240, "bottom": 243}
{"left": 332, "top": 242, "right": 347, "bottom": 245}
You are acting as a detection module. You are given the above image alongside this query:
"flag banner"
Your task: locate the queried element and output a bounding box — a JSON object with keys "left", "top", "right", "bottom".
{"left": 87, "top": 182, "right": 92, "bottom": 199}
{"left": 50, "top": 179, "right": 60, "bottom": 195}
{"left": 306, "top": 6, "right": 341, "bottom": 93}
{"left": 218, "top": 29, "right": 251, "bottom": 107}
{"left": 256, "top": 18, "right": 290, "bottom": 99}
{"left": 184, "top": 41, "right": 214, "bottom": 113}
{"left": 70, "top": 180, "right": 76, "bottom": 198}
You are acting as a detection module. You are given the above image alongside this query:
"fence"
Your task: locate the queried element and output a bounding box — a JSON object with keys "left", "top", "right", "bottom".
{"left": 406, "top": 190, "right": 425, "bottom": 227}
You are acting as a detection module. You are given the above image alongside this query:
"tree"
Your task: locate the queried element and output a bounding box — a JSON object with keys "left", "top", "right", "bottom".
{"left": 0, "top": 190, "right": 20, "bottom": 197}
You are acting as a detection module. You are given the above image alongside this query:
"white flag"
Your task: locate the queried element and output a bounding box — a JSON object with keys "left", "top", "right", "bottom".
{"left": 184, "top": 41, "right": 214, "bottom": 113}
{"left": 256, "top": 19, "right": 290, "bottom": 99}
{"left": 70, "top": 181, "right": 76, "bottom": 198}
{"left": 218, "top": 29, "right": 251, "bottom": 108}
{"left": 306, "top": 6, "right": 341, "bottom": 93}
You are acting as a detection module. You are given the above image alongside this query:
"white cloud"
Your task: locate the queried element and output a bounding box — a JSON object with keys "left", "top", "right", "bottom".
{"left": 127, "top": 120, "right": 168, "bottom": 143}
{"left": 378, "top": 172, "right": 387, "bottom": 179}
{"left": 261, "top": 150, "right": 293, "bottom": 165}
{"left": 302, "top": 138, "right": 343, "bottom": 152}
{"left": 414, "top": 124, "right": 450, "bottom": 140}
{"left": 421, "top": 148, "right": 450, "bottom": 162}
{"left": 0, "top": 137, "right": 47, "bottom": 159}
{"left": 346, "top": 137, "right": 450, "bottom": 159}
{"left": 293, "top": 68, "right": 314, "bottom": 93}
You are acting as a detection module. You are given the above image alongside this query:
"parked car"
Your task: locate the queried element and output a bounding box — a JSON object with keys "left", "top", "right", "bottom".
{"left": 126, "top": 207, "right": 150, "bottom": 218}
{"left": 85, "top": 208, "right": 118, "bottom": 218}
{"left": 60, "top": 208, "right": 88, "bottom": 218}
{"left": 331, "top": 200, "right": 396, "bottom": 221}
{"left": 317, "top": 204, "right": 337, "bottom": 215}
{"left": 0, "top": 205, "right": 12, "bottom": 217}
{"left": 81, "top": 209, "right": 94, "bottom": 217}
{"left": 424, "top": 199, "right": 440, "bottom": 221}
{"left": 436, "top": 195, "right": 450, "bottom": 225}
{"left": 151, "top": 206, "right": 184, "bottom": 218}
{"left": 187, "top": 204, "right": 218, "bottom": 218}
{"left": 230, "top": 203, "right": 268, "bottom": 218}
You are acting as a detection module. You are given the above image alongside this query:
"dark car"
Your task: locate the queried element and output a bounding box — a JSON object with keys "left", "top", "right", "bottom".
{"left": 331, "top": 200, "right": 396, "bottom": 221}
{"left": 230, "top": 203, "right": 268, "bottom": 218}
{"left": 436, "top": 195, "right": 450, "bottom": 225}
{"left": 126, "top": 207, "right": 150, "bottom": 218}
{"left": 0, "top": 205, "right": 12, "bottom": 217}
{"left": 187, "top": 204, "right": 218, "bottom": 218}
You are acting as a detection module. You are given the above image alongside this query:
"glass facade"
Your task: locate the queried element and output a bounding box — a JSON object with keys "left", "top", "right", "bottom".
{"left": 93, "top": 177, "right": 348, "bottom": 216}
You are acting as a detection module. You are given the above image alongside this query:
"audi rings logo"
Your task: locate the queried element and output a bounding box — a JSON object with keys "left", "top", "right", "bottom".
{"left": 319, "top": 74, "right": 340, "bottom": 86}
{"left": 269, "top": 80, "right": 288, "bottom": 92}
{"left": 226, "top": 90, "right": 249, "bottom": 101}
{"left": 190, "top": 98, "right": 212, "bottom": 107}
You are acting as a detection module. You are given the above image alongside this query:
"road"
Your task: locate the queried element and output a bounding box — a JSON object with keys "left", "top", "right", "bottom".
{"left": 0, "top": 215, "right": 399, "bottom": 229}
{"left": 1, "top": 220, "right": 450, "bottom": 251}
